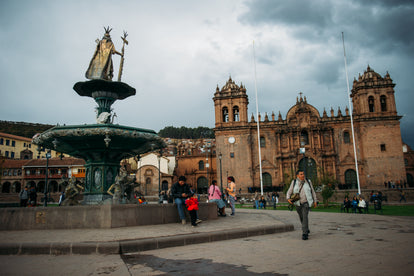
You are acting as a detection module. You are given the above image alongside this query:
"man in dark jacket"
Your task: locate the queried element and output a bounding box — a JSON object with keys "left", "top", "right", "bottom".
{"left": 171, "top": 176, "right": 191, "bottom": 224}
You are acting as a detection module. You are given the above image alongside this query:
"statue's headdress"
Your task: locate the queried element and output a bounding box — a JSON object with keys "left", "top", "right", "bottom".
{"left": 103, "top": 26, "right": 112, "bottom": 39}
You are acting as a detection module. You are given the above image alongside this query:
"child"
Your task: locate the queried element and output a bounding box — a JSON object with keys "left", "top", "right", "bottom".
{"left": 185, "top": 193, "right": 199, "bottom": 227}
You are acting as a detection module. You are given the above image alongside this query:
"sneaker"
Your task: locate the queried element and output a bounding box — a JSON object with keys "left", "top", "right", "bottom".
{"left": 196, "top": 219, "right": 202, "bottom": 224}
{"left": 230, "top": 213, "right": 235, "bottom": 216}
{"left": 192, "top": 223, "right": 197, "bottom": 227}
{"left": 219, "top": 214, "right": 227, "bottom": 217}
{"left": 302, "top": 234, "right": 308, "bottom": 240}
{"left": 181, "top": 219, "right": 186, "bottom": 225}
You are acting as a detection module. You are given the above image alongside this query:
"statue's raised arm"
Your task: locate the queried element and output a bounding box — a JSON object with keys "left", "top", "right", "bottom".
{"left": 85, "top": 26, "right": 122, "bottom": 80}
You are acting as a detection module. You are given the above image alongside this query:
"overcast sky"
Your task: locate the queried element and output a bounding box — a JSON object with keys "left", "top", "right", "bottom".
{"left": 1, "top": 0, "right": 413, "bottom": 146}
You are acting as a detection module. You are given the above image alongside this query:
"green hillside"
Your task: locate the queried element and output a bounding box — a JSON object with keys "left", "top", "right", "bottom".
{"left": 0, "top": 120, "right": 54, "bottom": 138}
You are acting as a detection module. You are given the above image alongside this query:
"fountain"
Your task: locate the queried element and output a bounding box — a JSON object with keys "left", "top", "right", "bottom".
{"left": 0, "top": 27, "right": 216, "bottom": 231}
{"left": 32, "top": 27, "right": 165, "bottom": 205}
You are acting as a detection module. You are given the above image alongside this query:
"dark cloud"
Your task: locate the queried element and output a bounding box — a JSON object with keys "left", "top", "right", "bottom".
{"left": 240, "top": 0, "right": 414, "bottom": 54}
{"left": 240, "top": 0, "right": 334, "bottom": 28}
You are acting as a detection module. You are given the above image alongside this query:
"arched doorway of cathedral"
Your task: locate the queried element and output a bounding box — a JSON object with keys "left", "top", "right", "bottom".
{"left": 262, "top": 172, "right": 272, "bottom": 192}
{"left": 299, "top": 157, "right": 317, "bottom": 181}
{"left": 345, "top": 169, "right": 357, "bottom": 189}
{"left": 407, "top": 173, "right": 414, "bottom": 187}
{"left": 197, "top": 176, "right": 208, "bottom": 194}
{"left": 162, "top": 180, "right": 169, "bottom": 191}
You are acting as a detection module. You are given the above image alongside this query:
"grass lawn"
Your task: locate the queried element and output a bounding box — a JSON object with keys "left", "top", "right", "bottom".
{"left": 235, "top": 203, "right": 414, "bottom": 216}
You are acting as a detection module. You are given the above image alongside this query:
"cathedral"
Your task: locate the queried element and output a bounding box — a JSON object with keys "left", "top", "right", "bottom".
{"left": 213, "top": 66, "right": 406, "bottom": 191}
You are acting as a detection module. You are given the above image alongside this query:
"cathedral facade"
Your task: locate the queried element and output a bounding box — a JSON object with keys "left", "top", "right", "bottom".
{"left": 213, "top": 66, "right": 406, "bottom": 191}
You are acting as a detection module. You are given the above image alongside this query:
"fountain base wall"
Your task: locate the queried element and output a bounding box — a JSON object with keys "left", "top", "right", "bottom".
{"left": 0, "top": 203, "right": 218, "bottom": 230}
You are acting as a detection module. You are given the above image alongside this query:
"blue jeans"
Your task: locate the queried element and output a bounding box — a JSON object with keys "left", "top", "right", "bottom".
{"left": 174, "top": 198, "right": 186, "bottom": 220}
{"left": 229, "top": 195, "right": 236, "bottom": 214}
{"left": 255, "top": 200, "right": 259, "bottom": 209}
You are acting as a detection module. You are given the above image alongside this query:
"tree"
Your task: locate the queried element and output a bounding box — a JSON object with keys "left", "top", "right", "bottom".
{"left": 321, "top": 185, "right": 334, "bottom": 207}
{"left": 158, "top": 126, "right": 214, "bottom": 139}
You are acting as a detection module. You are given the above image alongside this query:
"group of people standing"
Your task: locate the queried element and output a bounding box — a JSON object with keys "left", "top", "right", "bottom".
{"left": 19, "top": 186, "right": 38, "bottom": 207}
{"left": 171, "top": 175, "right": 237, "bottom": 227}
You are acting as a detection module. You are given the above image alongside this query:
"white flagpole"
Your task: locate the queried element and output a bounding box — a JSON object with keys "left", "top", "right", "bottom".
{"left": 342, "top": 32, "right": 361, "bottom": 195}
{"left": 253, "top": 41, "right": 264, "bottom": 195}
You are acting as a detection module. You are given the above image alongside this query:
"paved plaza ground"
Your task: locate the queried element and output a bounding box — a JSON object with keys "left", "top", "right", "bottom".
{"left": 0, "top": 207, "right": 413, "bottom": 275}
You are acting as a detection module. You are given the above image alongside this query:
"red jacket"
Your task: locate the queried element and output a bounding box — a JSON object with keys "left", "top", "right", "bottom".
{"left": 185, "top": 197, "right": 199, "bottom": 211}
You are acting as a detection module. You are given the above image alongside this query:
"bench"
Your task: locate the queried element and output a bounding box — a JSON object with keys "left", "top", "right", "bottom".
{"left": 341, "top": 201, "right": 369, "bottom": 214}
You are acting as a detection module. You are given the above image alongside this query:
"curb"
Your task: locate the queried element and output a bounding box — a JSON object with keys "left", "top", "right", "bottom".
{"left": 0, "top": 224, "right": 294, "bottom": 255}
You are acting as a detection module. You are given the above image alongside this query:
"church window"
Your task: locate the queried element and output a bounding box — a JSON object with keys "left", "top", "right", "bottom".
{"left": 145, "top": 177, "right": 151, "bottom": 185}
{"left": 380, "top": 144, "right": 386, "bottom": 152}
{"left": 380, "top": 95, "right": 387, "bottom": 111}
{"left": 199, "top": 160, "right": 204, "bottom": 170}
{"left": 343, "top": 131, "right": 350, "bottom": 144}
{"left": 368, "top": 96, "right": 375, "bottom": 112}
{"left": 222, "top": 107, "right": 229, "bottom": 122}
{"left": 260, "top": 136, "right": 266, "bottom": 147}
{"left": 230, "top": 152, "right": 234, "bottom": 158}
{"left": 300, "top": 130, "right": 309, "bottom": 145}
{"left": 0, "top": 138, "right": 3, "bottom": 145}
{"left": 233, "top": 106, "right": 240, "bottom": 122}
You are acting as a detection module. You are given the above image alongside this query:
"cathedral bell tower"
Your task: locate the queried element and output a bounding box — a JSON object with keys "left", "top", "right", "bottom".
{"left": 351, "top": 65, "right": 397, "bottom": 117}
{"left": 213, "top": 77, "right": 249, "bottom": 129}
{"left": 350, "top": 66, "right": 405, "bottom": 187}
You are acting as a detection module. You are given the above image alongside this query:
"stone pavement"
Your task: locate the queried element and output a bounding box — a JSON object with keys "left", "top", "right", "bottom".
{"left": 0, "top": 208, "right": 293, "bottom": 255}
{"left": 1, "top": 208, "right": 414, "bottom": 275}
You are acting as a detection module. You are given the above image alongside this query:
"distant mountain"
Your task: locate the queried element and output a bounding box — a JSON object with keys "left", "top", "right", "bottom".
{"left": 0, "top": 120, "right": 54, "bottom": 139}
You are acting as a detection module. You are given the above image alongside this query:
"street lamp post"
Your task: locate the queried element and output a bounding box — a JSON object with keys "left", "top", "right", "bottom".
{"left": 43, "top": 150, "right": 51, "bottom": 207}
{"left": 158, "top": 149, "right": 161, "bottom": 203}
{"left": 300, "top": 137, "right": 306, "bottom": 179}
{"left": 219, "top": 152, "right": 223, "bottom": 194}
{"left": 206, "top": 147, "right": 210, "bottom": 188}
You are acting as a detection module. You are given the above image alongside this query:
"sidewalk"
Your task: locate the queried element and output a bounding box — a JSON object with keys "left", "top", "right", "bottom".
{"left": 0, "top": 209, "right": 293, "bottom": 255}
{"left": 1, "top": 208, "right": 413, "bottom": 275}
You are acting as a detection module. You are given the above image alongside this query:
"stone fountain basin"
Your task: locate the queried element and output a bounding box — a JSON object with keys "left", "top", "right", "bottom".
{"left": 32, "top": 124, "right": 165, "bottom": 161}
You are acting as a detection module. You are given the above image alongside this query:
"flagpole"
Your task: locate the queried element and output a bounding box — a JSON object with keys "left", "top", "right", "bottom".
{"left": 253, "top": 41, "right": 264, "bottom": 195}
{"left": 342, "top": 32, "right": 361, "bottom": 195}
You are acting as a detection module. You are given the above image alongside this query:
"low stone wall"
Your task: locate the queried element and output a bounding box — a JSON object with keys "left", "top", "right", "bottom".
{"left": 236, "top": 189, "right": 412, "bottom": 203}
{"left": 0, "top": 203, "right": 217, "bottom": 231}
